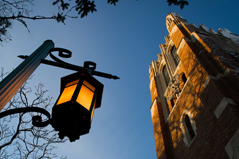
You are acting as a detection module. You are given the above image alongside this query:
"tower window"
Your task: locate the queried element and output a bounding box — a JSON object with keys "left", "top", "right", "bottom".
{"left": 225, "top": 50, "right": 239, "bottom": 59}
{"left": 163, "top": 65, "right": 170, "bottom": 86}
{"left": 184, "top": 114, "right": 196, "bottom": 140}
{"left": 170, "top": 98, "right": 174, "bottom": 108}
{"left": 180, "top": 112, "right": 197, "bottom": 146}
{"left": 171, "top": 46, "right": 180, "bottom": 66}
{"left": 181, "top": 73, "right": 187, "bottom": 84}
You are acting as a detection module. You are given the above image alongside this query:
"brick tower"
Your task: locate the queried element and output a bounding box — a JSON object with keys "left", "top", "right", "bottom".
{"left": 149, "top": 13, "right": 239, "bottom": 159}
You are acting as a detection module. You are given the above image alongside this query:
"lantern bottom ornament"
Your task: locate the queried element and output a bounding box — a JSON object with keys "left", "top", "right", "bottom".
{"left": 51, "top": 103, "right": 91, "bottom": 142}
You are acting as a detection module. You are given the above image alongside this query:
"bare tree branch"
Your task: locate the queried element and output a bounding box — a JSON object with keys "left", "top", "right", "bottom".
{"left": 0, "top": 113, "right": 24, "bottom": 150}
{"left": 0, "top": 0, "right": 188, "bottom": 43}
{"left": 0, "top": 68, "right": 67, "bottom": 159}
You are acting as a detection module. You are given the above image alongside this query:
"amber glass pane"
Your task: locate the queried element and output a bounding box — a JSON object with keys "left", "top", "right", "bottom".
{"left": 83, "top": 80, "right": 95, "bottom": 91}
{"left": 57, "top": 84, "right": 77, "bottom": 105}
{"left": 66, "top": 79, "right": 79, "bottom": 87}
{"left": 90, "top": 100, "right": 96, "bottom": 122}
{"left": 76, "top": 85, "right": 94, "bottom": 110}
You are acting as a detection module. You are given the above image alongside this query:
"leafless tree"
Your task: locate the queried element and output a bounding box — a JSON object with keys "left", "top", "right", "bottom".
{"left": 0, "top": 67, "right": 67, "bottom": 159}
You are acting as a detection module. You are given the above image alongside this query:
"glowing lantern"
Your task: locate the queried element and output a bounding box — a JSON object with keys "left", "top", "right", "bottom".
{"left": 51, "top": 70, "right": 104, "bottom": 142}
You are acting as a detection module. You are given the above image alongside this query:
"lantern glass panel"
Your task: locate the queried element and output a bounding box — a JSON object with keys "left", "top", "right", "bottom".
{"left": 91, "top": 99, "right": 96, "bottom": 122}
{"left": 57, "top": 80, "right": 79, "bottom": 105}
{"left": 66, "top": 80, "right": 79, "bottom": 87}
{"left": 83, "top": 80, "right": 95, "bottom": 91}
{"left": 76, "top": 80, "right": 95, "bottom": 110}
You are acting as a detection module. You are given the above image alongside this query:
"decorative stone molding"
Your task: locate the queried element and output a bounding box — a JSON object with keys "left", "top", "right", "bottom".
{"left": 214, "top": 97, "right": 236, "bottom": 118}
{"left": 224, "top": 68, "right": 239, "bottom": 75}
{"left": 225, "top": 128, "right": 239, "bottom": 159}
{"left": 177, "top": 37, "right": 190, "bottom": 55}
{"left": 203, "top": 76, "right": 210, "bottom": 88}
{"left": 203, "top": 73, "right": 225, "bottom": 89}
{"left": 150, "top": 97, "right": 160, "bottom": 118}
{"left": 165, "top": 73, "right": 181, "bottom": 101}
{"left": 209, "top": 73, "right": 224, "bottom": 80}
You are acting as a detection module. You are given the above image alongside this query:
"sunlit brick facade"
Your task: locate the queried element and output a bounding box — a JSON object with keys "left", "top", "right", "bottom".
{"left": 149, "top": 13, "right": 239, "bottom": 159}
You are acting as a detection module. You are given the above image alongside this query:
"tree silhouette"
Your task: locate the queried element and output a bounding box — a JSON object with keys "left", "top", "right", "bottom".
{"left": 167, "top": 0, "right": 189, "bottom": 9}
{"left": 0, "top": 68, "right": 67, "bottom": 159}
{"left": 0, "top": 0, "right": 188, "bottom": 43}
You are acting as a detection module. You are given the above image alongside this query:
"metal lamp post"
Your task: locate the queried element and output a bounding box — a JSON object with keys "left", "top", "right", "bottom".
{"left": 0, "top": 40, "right": 119, "bottom": 142}
{"left": 0, "top": 40, "right": 54, "bottom": 110}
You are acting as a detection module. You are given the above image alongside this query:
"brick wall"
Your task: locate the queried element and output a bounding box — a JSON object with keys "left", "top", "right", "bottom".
{"left": 149, "top": 13, "right": 239, "bottom": 159}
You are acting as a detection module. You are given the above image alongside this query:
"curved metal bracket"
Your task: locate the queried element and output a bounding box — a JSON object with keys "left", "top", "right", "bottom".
{"left": 49, "top": 48, "right": 73, "bottom": 65}
{"left": 0, "top": 107, "right": 51, "bottom": 127}
{"left": 48, "top": 48, "right": 99, "bottom": 75}
{"left": 18, "top": 47, "right": 120, "bottom": 80}
{"left": 84, "top": 61, "right": 96, "bottom": 71}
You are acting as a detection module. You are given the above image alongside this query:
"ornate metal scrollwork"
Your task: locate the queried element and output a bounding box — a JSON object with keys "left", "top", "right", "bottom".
{"left": 49, "top": 48, "right": 72, "bottom": 64}
{"left": 0, "top": 107, "right": 51, "bottom": 128}
{"left": 12, "top": 47, "right": 120, "bottom": 129}
{"left": 19, "top": 47, "right": 119, "bottom": 79}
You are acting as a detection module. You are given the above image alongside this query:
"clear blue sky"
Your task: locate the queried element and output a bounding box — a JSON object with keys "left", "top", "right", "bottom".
{"left": 1, "top": 0, "right": 239, "bottom": 158}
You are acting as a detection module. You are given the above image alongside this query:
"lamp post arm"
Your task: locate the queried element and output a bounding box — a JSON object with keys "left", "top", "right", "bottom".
{"left": 18, "top": 55, "right": 120, "bottom": 80}
{"left": 92, "top": 71, "right": 120, "bottom": 80}
{"left": 18, "top": 55, "right": 84, "bottom": 71}
{"left": 1, "top": 40, "right": 119, "bottom": 112}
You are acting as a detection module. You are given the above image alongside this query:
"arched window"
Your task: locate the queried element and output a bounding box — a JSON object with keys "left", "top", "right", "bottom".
{"left": 170, "top": 98, "right": 174, "bottom": 108}
{"left": 181, "top": 72, "right": 187, "bottom": 84}
{"left": 180, "top": 112, "right": 196, "bottom": 146}
{"left": 179, "top": 72, "right": 187, "bottom": 91}
{"left": 163, "top": 65, "right": 170, "bottom": 86}
{"left": 171, "top": 46, "right": 180, "bottom": 66}
{"left": 184, "top": 114, "right": 195, "bottom": 140}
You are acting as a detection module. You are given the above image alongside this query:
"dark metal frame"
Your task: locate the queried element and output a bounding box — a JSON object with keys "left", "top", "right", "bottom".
{"left": 0, "top": 46, "right": 119, "bottom": 130}
{"left": 19, "top": 48, "right": 119, "bottom": 79}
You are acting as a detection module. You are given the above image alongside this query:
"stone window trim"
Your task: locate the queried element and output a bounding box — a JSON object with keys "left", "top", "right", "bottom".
{"left": 214, "top": 97, "right": 236, "bottom": 119}
{"left": 180, "top": 110, "right": 197, "bottom": 147}
{"left": 171, "top": 45, "right": 180, "bottom": 66}
{"left": 172, "top": 62, "right": 182, "bottom": 77}
{"left": 225, "top": 128, "right": 239, "bottom": 159}
{"left": 165, "top": 41, "right": 181, "bottom": 74}
{"left": 163, "top": 65, "right": 170, "bottom": 87}
{"left": 224, "top": 50, "right": 239, "bottom": 59}
{"left": 150, "top": 97, "right": 160, "bottom": 118}
{"left": 150, "top": 96, "right": 171, "bottom": 122}
{"left": 158, "top": 61, "right": 169, "bottom": 93}
{"left": 203, "top": 68, "right": 238, "bottom": 89}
